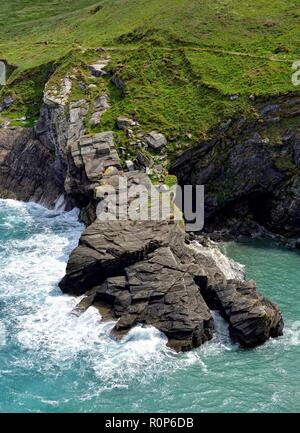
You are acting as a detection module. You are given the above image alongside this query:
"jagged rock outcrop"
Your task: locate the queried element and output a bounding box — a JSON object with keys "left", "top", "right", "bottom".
{"left": 60, "top": 220, "right": 215, "bottom": 351}
{"left": 70, "top": 132, "right": 121, "bottom": 183}
{"left": 172, "top": 94, "right": 300, "bottom": 242}
{"left": 60, "top": 210, "right": 283, "bottom": 350}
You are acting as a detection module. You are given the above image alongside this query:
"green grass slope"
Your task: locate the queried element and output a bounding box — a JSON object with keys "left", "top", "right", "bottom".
{"left": 1, "top": 0, "right": 300, "bottom": 148}
{"left": 1, "top": 0, "right": 300, "bottom": 68}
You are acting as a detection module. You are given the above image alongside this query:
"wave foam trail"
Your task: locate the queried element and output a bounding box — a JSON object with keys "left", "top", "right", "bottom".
{"left": 211, "top": 311, "right": 233, "bottom": 350}
{"left": 0, "top": 321, "right": 6, "bottom": 347}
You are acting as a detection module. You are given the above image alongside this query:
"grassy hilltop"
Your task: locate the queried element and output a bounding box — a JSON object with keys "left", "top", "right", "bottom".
{"left": 1, "top": 0, "right": 300, "bottom": 67}
{"left": 1, "top": 0, "right": 300, "bottom": 156}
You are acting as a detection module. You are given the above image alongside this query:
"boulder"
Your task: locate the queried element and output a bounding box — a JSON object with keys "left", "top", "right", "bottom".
{"left": 136, "top": 151, "right": 152, "bottom": 168}
{"left": 200, "top": 279, "right": 284, "bottom": 347}
{"left": 116, "top": 116, "right": 135, "bottom": 130}
{"left": 144, "top": 131, "right": 167, "bottom": 150}
{"left": 94, "top": 95, "right": 110, "bottom": 111}
{"left": 111, "top": 75, "right": 127, "bottom": 96}
{"left": 0, "top": 95, "right": 15, "bottom": 112}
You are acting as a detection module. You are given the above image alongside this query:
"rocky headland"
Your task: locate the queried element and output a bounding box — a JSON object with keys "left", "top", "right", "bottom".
{"left": 0, "top": 57, "right": 285, "bottom": 352}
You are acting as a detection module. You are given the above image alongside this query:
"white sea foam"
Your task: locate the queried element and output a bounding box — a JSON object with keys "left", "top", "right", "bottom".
{"left": 0, "top": 321, "right": 6, "bottom": 347}
{"left": 0, "top": 200, "right": 180, "bottom": 386}
{"left": 54, "top": 194, "right": 66, "bottom": 212}
{"left": 0, "top": 200, "right": 238, "bottom": 391}
{"left": 265, "top": 321, "right": 300, "bottom": 348}
{"left": 191, "top": 241, "right": 245, "bottom": 280}
{"left": 211, "top": 310, "right": 233, "bottom": 350}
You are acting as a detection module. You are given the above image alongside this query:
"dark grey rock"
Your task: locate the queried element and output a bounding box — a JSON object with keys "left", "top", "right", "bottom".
{"left": 136, "top": 151, "right": 152, "bottom": 168}
{"left": 111, "top": 75, "right": 127, "bottom": 96}
{"left": 0, "top": 127, "right": 63, "bottom": 206}
{"left": 0, "top": 95, "right": 15, "bottom": 112}
{"left": 293, "top": 138, "right": 300, "bottom": 167}
{"left": 172, "top": 98, "right": 300, "bottom": 238}
{"left": 200, "top": 279, "right": 284, "bottom": 347}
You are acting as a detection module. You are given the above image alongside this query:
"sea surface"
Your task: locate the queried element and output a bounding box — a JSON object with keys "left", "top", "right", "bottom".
{"left": 0, "top": 199, "right": 299, "bottom": 413}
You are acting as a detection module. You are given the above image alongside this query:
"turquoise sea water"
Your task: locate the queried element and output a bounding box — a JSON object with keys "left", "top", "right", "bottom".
{"left": 0, "top": 199, "right": 299, "bottom": 413}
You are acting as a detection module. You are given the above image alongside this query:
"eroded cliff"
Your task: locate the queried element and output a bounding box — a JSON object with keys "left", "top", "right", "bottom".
{"left": 172, "top": 94, "right": 300, "bottom": 246}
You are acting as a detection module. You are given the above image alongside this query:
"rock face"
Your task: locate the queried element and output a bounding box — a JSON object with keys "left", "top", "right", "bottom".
{"left": 71, "top": 132, "right": 121, "bottom": 183}
{"left": 90, "top": 94, "right": 110, "bottom": 127}
{"left": 0, "top": 64, "right": 284, "bottom": 352}
{"left": 0, "top": 127, "right": 63, "bottom": 205}
{"left": 172, "top": 95, "right": 300, "bottom": 241}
